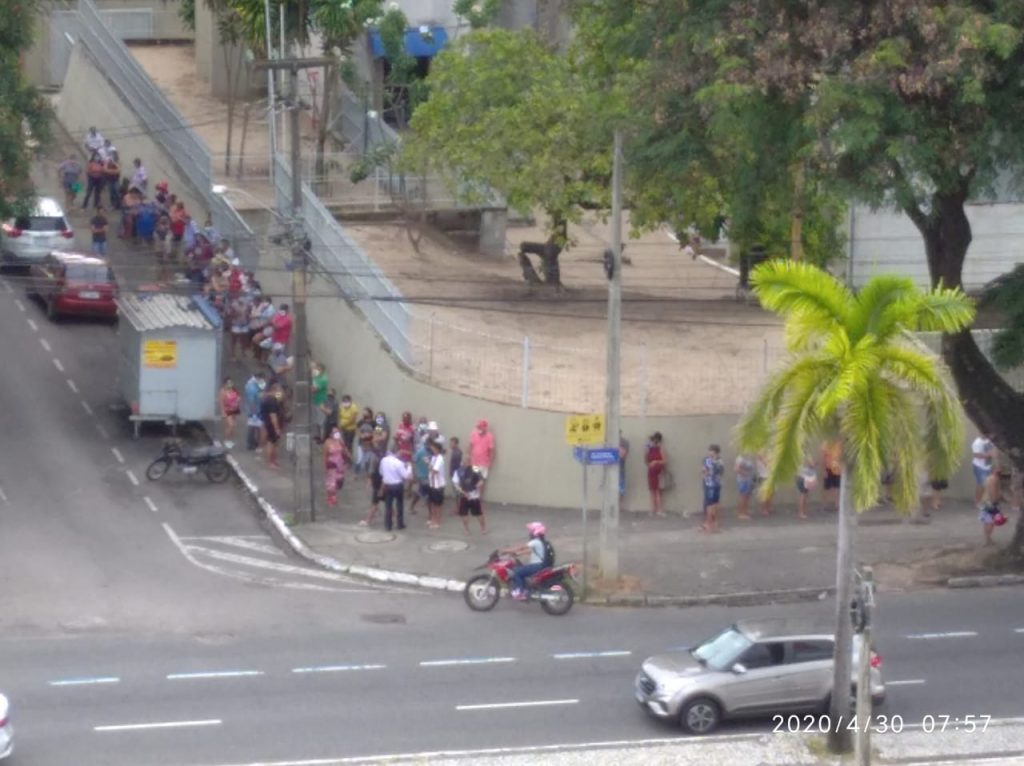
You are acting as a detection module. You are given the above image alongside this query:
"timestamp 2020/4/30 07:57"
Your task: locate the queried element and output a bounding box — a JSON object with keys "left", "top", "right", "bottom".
{"left": 772, "top": 714, "right": 993, "bottom": 734}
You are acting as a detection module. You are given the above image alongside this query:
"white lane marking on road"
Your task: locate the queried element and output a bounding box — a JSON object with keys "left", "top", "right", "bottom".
{"left": 167, "top": 670, "right": 264, "bottom": 681}
{"left": 0, "top": 486, "right": 7, "bottom": 504}
{"left": 1015, "top": 628, "right": 1024, "bottom": 633}
{"left": 553, "top": 650, "right": 632, "bottom": 660}
{"left": 49, "top": 676, "right": 120, "bottom": 687}
{"left": 27, "top": 318, "right": 38, "bottom": 332}
{"left": 886, "top": 679, "right": 926, "bottom": 686}
{"left": 143, "top": 496, "right": 158, "bottom": 513}
{"left": 111, "top": 447, "right": 125, "bottom": 463}
{"left": 456, "top": 698, "right": 579, "bottom": 712}
{"left": 906, "top": 631, "right": 978, "bottom": 640}
{"left": 189, "top": 545, "right": 407, "bottom": 588}
{"left": 126, "top": 470, "right": 140, "bottom": 486}
{"left": 53, "top": 358, "right": 65, "bottom": 372}
{"left": 95, "top": 423, "right": 109, "bottom": 439}
{"left": 66, "top": 378, "right": 79, "bottom": 393}
{"left": 1, "top": 280, "right": 11, "bottom": 293}
{"left": 40, "top": 338, "right": 51, "bottom": 352}
{"left": 81, "top": 400, "right": 94, "bottom": 416}
{"left": 177, "top": 535, "right": 286, "bottom": 557}
{"left": 420, "top": 657, "right": 516, "bottom": 667}
{"left": 292, "top": 664, "right": 387, "bottom": 674}
{"left": 162, "top": 523, "right": 400, "bottom": 593}
{"left": 14, "top": 299, "right": 25, "bottom": 312}
{"left": 95, "top": 719, "right": 221, "bottom": 733}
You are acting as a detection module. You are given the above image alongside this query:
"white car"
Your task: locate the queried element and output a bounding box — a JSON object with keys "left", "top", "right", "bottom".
{"left": 0, "top": 692, "right": 12, "bottom": 760}
{"left": 1, "top": 196, "right": 75, "bottom": 265}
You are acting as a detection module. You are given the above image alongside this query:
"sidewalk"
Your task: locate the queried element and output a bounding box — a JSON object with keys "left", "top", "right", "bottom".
{"left": 221, "top": 391, "right": 1007, "bottom": 603}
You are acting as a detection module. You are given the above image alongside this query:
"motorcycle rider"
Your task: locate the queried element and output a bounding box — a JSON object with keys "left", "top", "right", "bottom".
{"left": 504, "top": 522, "right": 553, "bottom": 600}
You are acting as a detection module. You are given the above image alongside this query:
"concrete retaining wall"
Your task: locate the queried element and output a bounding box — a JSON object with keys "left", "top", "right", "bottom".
{"left": 249, "top": 235, "right": 982, "bottom": 512}
{"left": 57, "top": 43, "right": 209, "bottom": 220}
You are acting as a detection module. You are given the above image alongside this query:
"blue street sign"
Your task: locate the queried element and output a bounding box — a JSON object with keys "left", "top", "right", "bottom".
{"left": 573, "top": 446, "right": 619, "bottom": 465}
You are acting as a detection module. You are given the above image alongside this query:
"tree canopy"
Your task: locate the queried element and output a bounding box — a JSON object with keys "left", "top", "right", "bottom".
{"left": 0, "top": 0, "right": 51, "bottom": 220}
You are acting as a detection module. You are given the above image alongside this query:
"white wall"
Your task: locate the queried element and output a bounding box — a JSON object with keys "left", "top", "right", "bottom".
{"left": 850, "top": 201, "right": 1024, "bottom": 291}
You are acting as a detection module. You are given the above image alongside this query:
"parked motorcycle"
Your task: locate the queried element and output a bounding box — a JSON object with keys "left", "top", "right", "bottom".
{"left": 145, "top": 439, "right": 231, "bottom": 483}
{"left": 463, "top": 550, "right": 578, "bottom": 616}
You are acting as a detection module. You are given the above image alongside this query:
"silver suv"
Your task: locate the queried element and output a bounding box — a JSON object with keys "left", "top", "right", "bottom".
{"left": 635, "top": 618, "right": 886, "bottom": 734}
{"left": 1, "top": 197, "right": 75, "bottom": 265}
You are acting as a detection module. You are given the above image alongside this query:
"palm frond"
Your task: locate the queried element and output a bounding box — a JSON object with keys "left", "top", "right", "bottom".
{"left": 736, "top": 355, "right": 832, "bottom": 452}
{"left": 839, "top": 378, "right": 888, "bottom": 512}
{"left": 762, "top": 372, "right": 831, "bottom": 501}
{"left": 907, "top": 289, "right": 976, "bottom": 334}
{"left": 849, "top": 275, "right": 918, "bottom": 341}
{"left": 876, "top": 344, "right": 945, "bottom": 397}
{"left": 816, "top": 335, "right": 880, "bottom": 422}
{"left": 751, "top": 259, "right": 854, "bottom": 327}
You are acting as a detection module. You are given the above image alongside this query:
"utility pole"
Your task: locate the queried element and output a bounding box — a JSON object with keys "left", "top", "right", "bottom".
{"left": 253, "top": 56, "right": 333, "bottom": 524}
{"left": 854, "top": 566, "right": 876, "bottom": 766}
{"left": 599, "top": 130, "right": 624, "bottom": 584}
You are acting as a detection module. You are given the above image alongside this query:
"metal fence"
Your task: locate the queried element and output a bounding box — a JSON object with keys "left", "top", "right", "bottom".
{"left": 273, "top": 155, "right": 413, "bottom": 364}
{"left": 73, "top": 0, "right": 259, "bottom": 266}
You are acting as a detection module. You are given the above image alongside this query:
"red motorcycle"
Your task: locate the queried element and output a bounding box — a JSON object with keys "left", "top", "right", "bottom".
{"left": 463, "top": 550, "right": 578, "bottom": 616}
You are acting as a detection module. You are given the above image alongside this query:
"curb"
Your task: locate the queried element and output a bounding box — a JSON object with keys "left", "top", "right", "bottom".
{"left": 589, "top": 586, "right": 834, "bottom": 608}
{"left": 947, "top": 573, "right": 1024, "bottom": 589}
{"left": 225, "top": 454, "right": 466, "bottom": 594}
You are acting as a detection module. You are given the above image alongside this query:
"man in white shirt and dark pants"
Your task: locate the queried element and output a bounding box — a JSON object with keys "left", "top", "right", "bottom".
{"left": 380, "top": 448, "right": 412, "bottom": 531}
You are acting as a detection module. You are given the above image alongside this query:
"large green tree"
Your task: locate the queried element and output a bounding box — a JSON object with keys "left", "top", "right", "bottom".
{"left": 573, "top": 0, "right": 1024, "bottom": 480}
{"left": 405, "top": 28, "right": 620, "bottom": 283}
{"left": 0, "top": 0, "right": 51, "bottom": 219}
{"left": 739, "top": 261, "right": 974, "bottom": 752}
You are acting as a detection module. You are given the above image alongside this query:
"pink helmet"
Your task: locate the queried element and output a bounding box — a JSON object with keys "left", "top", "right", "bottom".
{"left": 526, "top": 521, "right": 546, "bottom": 537}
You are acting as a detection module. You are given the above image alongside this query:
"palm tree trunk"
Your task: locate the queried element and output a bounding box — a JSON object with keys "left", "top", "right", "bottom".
{"left": 828, "top": 462, "right": 856, "bottom": 754}
{"left": 316, "top": 62, "right": 337, "bottom": 179}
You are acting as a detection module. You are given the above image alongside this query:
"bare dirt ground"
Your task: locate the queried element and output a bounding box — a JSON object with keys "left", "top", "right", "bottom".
{"left": 131, "top": 44, "right": 785, "bottom": 416}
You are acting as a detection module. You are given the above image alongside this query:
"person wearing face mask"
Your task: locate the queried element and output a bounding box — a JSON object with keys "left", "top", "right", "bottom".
{"left": 323, "top": 429, "right": 350, "bottom": 507}
{"left": 395, "top": 411, "right": 415, "bottom": 463}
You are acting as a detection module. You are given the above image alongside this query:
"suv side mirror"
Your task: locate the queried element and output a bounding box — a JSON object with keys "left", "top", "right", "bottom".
{"left": 731, "top": 663, "right": 747, "bottom": 675}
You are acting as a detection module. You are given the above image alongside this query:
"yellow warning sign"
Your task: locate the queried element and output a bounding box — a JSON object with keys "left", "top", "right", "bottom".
{"left": 564, "top": 413, "right": 605, "bottom": 446}
{"left": 143, "top": 339, "right": 178, "bottom": 369}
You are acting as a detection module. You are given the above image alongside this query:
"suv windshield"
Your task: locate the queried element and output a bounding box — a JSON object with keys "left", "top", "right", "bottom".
{"left": 65, "top": 263, "right": 113, "bottom": 282}
{"left": 691, "top": 626, "right": 753, "bottom": 671}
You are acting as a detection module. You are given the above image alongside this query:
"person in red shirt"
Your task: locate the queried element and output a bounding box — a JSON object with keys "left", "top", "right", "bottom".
{"left": 468, "top": 419, "right": 496, "bottom": 495}
{"left": 271, "top": 304, "right": 293, "bottom": 348}
{"left": 394, "top": 412, "right": 415, "bottom": 463}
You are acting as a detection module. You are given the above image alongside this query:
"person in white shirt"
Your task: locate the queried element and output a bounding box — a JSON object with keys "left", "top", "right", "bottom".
{"left": 379, "top": 449, "right": 412, "bottom": 531}
{"left": 971, "top": 434, "right": 996, "bottom": 503}
{"left": 427, "top": 439, "right": 446, "bottom": 530}
{"left": 84, "top": 127, "right": 104, "bottom": 156}
{"left": 130, "top": 158, "right": 148, "bottom": 194}
{"left": 98, "top": 138, "right": 118, "bottom": 163}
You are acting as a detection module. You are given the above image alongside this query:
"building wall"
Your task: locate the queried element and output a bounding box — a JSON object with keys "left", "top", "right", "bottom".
{"left": 850, "top": 201, "right": 1024, "bottom": 292}
{"left": 57, "top": 44, "right": 209, "bottom": 217}
{"left": 246, "top": 227, "right": 982, "bottom": 512}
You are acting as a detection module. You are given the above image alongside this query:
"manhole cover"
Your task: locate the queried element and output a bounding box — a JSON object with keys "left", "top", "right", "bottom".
{"left": 426, "top": 539, "right": 470, "bottom": 553}
{"left": 355, "top": 530, "right": 397, "bottom": 544}
{"left": 361, "top": 613, "right": 406, "bottom": 625}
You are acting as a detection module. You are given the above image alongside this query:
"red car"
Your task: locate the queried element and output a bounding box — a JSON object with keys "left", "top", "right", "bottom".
{"left": 27, "top": 251, "right": 118, "bottom": 320}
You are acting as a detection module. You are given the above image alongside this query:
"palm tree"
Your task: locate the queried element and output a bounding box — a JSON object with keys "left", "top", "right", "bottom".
{"left": 737, "top": 260, "right": 974, "bottom": 753}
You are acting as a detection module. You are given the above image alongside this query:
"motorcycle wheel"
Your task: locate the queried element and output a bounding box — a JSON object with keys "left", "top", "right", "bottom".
{"left": 463, "top": 574, "right": 500, "bottom": 612}
{"left": 205, "top": 459, "right": 231, "bottom": 483}
{"left": 145, "top": 458, "right": 172, "bottom": 481}
{"left": 539, "top": 584, "right": 574, "bottom": 616}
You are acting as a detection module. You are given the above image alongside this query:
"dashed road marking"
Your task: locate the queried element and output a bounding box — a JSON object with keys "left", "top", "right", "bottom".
{"left": 81, "top": 400, "right": 94, "bottom": 416}
{"left": 27, "top": 318, "right": 38, "bottom": 332}
{"left": 886, "top": 679, "right": 926, "bottom": 686}
{"left": 111, "top": 447, "right": 125, "bottom": 463}
{"left": 0, "top": 485, "right": 7, "bottom": 504}
{"left": 14, "top": 299, "right": 25, "bottom": 312}
{"left": 1, "top": 280, "right": 11, "bottom": 293}
{"left": 906, "top": 631, "right": 978, "bottom": 640}
{"left": 40, "top": 338, "right": 51, "bottom": 352}
{"left": 292, "top": 664, "right": 387, "bottom": 674}
{"left": 95, "top": 423, "right": 109, "bottom": 439}
{"left": 456, "top": 698, "right": 579, "bottom": 712}
{"left": 49, "top": 677, "right": 120, "bottom": 687}
{"left": 94, "top": 719, "right": 221, "bottom": 733}
{"left": 167, "top": 670, "right": 264, "bottom": 681}
{"left": 53, "top": 358, "right": 65, "bottom": 372}
{"left": 143, "top": 496, "right": 158, "bottom": 513}
{"left": 1015, "top": 628, "right": 1024, "bottom": 634}
{"left": 420, "top": 657, "right": 516, "bottom": 667}
{"left": 553, "top": 651, "right": 632, "bottom": 660}
{"left": 126, "top": 470, "right": 140, "bottom": 486}
{"left": 66, "top": 378, "right": 79, "bottom": 393}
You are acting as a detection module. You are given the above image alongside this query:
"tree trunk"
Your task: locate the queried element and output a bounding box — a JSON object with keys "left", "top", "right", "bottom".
{"left": 790, "top": 161, "right": 804, "bottom": 261}
{"left": 827, "top": 462, "right": 856, "bottom": 754}
{"left": 223, "top": 45, "right": 237, "bottom": 176}
{"left": 236, "top": 100, "right": 252, "bottom": 179}
{"left": 316, "top": 61, "right": 337, "bottom": 179}
{"left": 912, "top": 190, "right": 1024, "bottom": 554}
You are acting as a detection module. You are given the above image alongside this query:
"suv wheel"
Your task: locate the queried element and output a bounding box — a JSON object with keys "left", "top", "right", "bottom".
{"left": 680, "top": 696, "right": 721, "bottom": 735}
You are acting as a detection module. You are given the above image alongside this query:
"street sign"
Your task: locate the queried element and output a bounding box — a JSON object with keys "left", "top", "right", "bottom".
{"left": 573, "top": 446, "right": 620, "bottom": 465}
{"left": 565, "top": 413, "right": 605, "bottom": 446}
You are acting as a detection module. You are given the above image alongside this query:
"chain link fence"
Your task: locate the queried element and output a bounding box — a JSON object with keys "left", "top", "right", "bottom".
{"left": 74, "top": 0, "right": 259, "bottom": 266}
